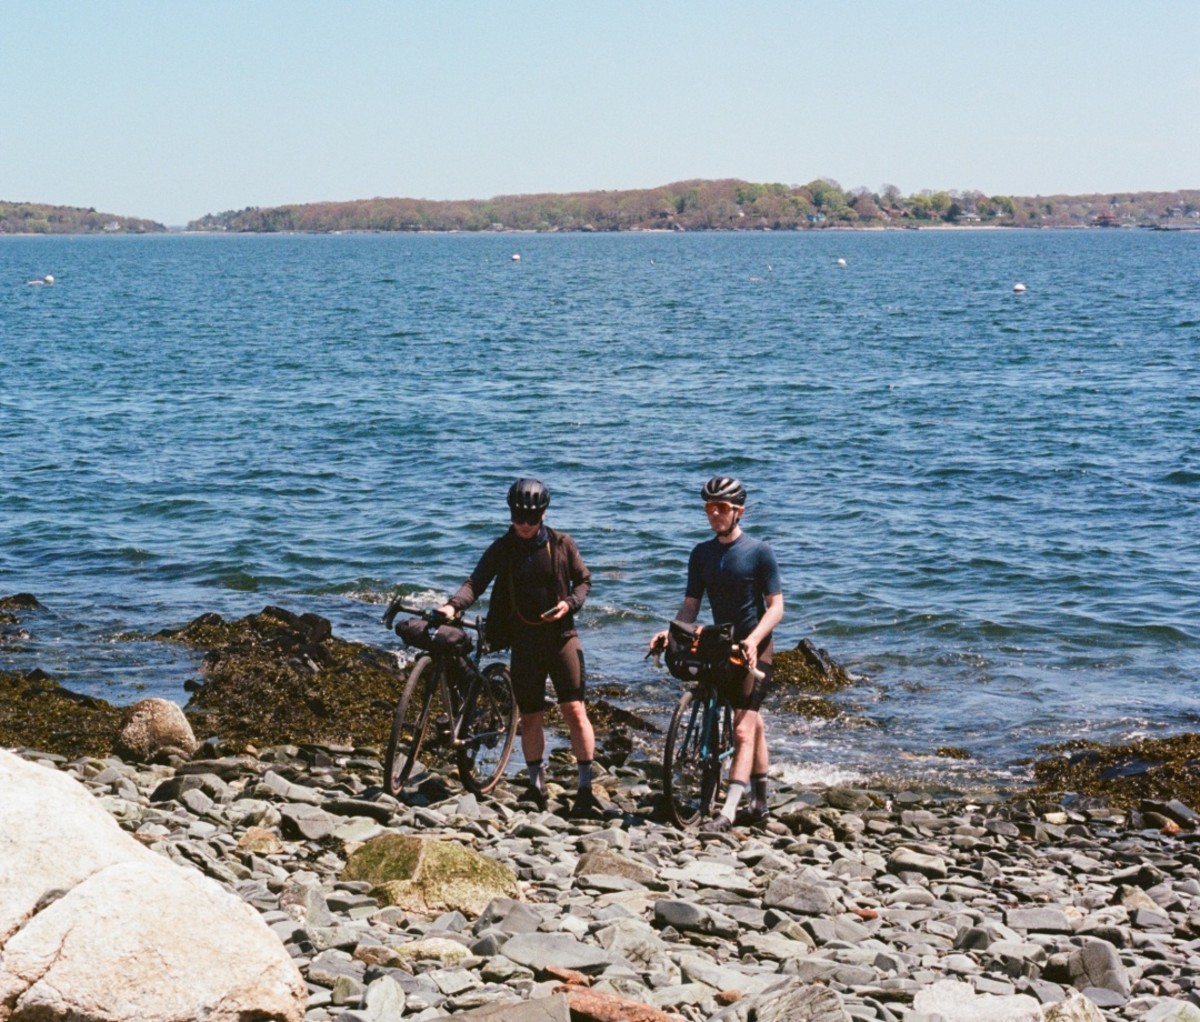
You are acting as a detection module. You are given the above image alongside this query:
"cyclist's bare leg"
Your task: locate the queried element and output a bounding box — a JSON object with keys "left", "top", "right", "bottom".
{"left": 519, "top": 709, "right": 546, "bottom": 765}
{"left": 729, "top": 708, "right": 760, "bottom": 782}
{"left": 558, "top": 698, "right": 595, "bottom": 765}
{"left": 751, "top": 712, "right": 769, "bottom": 776}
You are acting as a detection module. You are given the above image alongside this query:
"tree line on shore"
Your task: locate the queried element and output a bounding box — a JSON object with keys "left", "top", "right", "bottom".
{"left": 0, "top": 202, "right": 165, "bottom": 235}
{"left": 5, "top": 180, "right": 1199, "bottom": 234}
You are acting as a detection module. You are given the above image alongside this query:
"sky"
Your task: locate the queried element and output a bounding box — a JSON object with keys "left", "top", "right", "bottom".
{"left": 4, "top": 0, "right": 1199, "bottom": 226}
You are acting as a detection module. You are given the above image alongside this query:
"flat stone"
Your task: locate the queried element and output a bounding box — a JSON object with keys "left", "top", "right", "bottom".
{"left": 500, "top": 933, "right": 615, "bottom": 974}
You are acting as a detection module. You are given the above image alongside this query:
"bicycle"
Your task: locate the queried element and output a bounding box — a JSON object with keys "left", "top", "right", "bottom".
{"left": 656, "top": 620, "right": 763, "bottom": 829}
{"left": 381, "top": 598, "right": 518, "bottom": 798}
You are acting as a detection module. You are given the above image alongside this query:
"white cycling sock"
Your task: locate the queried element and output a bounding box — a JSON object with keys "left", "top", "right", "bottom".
{"left": 527, "top": 759, "right": 545, "bottom": 789}
{"left": 721, "top": 780, "right": 747, "bottom": 820}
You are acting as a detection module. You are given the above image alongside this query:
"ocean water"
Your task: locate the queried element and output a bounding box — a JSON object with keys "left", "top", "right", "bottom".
{"left": 3, "top": 229, "right": 1198, "bottom": 792}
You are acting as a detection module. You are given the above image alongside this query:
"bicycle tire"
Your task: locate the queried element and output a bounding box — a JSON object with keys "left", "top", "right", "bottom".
{"left": 383, "top": 655, "right": 441, "bottom": 797}
{"left": 456, "top": 662, "right": 518, "bottom": 795}
{"left": 663, "top": 687, "right": 727, "bottom": 828}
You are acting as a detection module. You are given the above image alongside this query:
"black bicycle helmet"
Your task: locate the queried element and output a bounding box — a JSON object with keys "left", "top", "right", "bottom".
{"left": 700, "top": 476, "right": 746, "bottom": 506}
{"left": 507, "top": 477, "right": 551, "bottom": 512}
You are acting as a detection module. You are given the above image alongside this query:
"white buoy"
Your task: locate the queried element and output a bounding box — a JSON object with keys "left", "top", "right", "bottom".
{"left": 1013, "top": 282, "right": 1026, "bottom": 293}
{"left": 27, "top": 274, "right": 54, "bottom": 286}
{"left": 511, "top": 253, "right": 521, "bottom": 262}
{"left": 837, "top": 258, "right": 847, "bottom": 267}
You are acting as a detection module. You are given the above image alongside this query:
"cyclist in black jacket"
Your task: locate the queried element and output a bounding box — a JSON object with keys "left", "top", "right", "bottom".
{"left": 439, "top": 478, "right": 606, "bottom": 818}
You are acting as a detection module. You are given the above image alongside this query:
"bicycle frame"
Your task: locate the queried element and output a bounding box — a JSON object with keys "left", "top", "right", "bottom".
{"left": 382, "top": 597, "right": 517, "bottom": 797}
{"left": 662, "top": 678, "right": 736, "bottom": 828}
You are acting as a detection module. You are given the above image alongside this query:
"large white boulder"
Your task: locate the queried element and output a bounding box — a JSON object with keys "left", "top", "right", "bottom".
{"left": 0, "top": 750, "right": 305, "bottom": 1022}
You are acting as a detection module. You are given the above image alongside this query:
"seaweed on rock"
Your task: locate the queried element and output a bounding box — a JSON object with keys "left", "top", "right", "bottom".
{"left": 162, "top": 605, "right": 407, "bottom": 751}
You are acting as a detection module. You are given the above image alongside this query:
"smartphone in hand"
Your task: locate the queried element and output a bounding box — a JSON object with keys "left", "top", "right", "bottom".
{"left": 540, "top": 606, "right": 559, "bottom": 620}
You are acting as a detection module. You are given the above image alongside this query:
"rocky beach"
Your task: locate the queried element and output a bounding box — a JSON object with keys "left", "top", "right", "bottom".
{"left": 5, "top": 599, "right": 1200, "bottom": 1021}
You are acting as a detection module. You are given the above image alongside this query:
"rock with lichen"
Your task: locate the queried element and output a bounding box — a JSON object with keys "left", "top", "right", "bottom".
{"left": 116, "top": 697, "right": 198, "bottom": 761}
{"left": 343, "top": 833, "right": 521, "bottom": 917}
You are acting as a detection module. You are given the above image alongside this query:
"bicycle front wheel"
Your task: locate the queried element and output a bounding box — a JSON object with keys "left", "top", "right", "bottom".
{"left": 457, "top": 662, "right": 518, "bottom": 795}
{"left": 662, "top": 688, "right": 725, "bottom": 828}
{"left": 383, "top": 655, "right": 442, "bottom": 797}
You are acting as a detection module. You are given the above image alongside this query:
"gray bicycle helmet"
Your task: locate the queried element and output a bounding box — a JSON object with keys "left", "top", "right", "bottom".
{"left": 700, "top": 476, "right": 746, "bottom": 506}
{"left": 507, "top": 478, "right": 551, "bottom": 512}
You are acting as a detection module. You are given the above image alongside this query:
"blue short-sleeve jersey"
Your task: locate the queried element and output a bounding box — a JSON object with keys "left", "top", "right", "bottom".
{"left": 685, "top": 534, "right": 782, "bottom": 642}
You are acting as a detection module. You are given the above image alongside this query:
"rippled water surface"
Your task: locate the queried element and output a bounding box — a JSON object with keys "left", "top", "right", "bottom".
{"left": 3, "top": 230, "right": 1198, "bottom": 789}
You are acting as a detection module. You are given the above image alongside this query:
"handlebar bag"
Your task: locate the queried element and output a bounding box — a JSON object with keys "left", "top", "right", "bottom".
{"left": 664, "top": 620, "right": 736, "bottom": 682}
{"left": 395, "top": 618, "right": 473, "bottom": 655}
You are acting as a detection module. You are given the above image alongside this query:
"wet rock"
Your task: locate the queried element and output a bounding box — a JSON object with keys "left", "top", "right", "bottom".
{"left": 162, "top": 605, "right": 406, "bottom": 750}
{"left": 774, "top": 638, "right": 854, "bottom": 691}
{"left": 0, "top": 670, "right": 123, "bottom": 758}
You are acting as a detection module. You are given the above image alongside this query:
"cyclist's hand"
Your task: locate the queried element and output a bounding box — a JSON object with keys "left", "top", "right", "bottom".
{"left": 435, "top": 604, "right": 458, "bottom": 623}
{"left": 541, "top": 600, "right": 568, "bottom": 622}
{"left": 739, "top": 640, "right": 759, "bottom": 672}
{"left": 649, "top": 631, "right": 667, "bottom": 653}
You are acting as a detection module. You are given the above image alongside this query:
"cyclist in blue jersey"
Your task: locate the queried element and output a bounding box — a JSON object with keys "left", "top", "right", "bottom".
{"left": 652, "top": 476, "right": 784, "bottom": 831}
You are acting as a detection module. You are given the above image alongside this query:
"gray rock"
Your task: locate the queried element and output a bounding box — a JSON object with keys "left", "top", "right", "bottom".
{"left": 653, "top": 898, "right": 739, "bottom": 938}
{"left": 499, "top": 933, "right": 615, "bottom": 973}
{"left": 1005, "top": 907, "right": 1076, "bottom": 934}
{"left": 886, "top": 847, "right": 948, "bottom": 879}
{"left": 1067, "top": 940, "right": 1130, "bottom": 996}
{"left": 763, "top": 875, "right": 839, "bottom": 915}
{"left": 279, "top": 802, "right": 336, "bottom": 841}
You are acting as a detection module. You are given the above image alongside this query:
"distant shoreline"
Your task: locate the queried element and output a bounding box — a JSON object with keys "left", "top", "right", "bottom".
{"left": 8, "top": 223, "right": 1192, "bottom": 240}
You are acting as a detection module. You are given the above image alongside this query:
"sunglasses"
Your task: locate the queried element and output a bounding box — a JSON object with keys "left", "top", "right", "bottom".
{"left": 511, "top": 509, "right": 543, "bottom": 525}
{"left": 705, "top": 501, "right": 737, "bottom": 515}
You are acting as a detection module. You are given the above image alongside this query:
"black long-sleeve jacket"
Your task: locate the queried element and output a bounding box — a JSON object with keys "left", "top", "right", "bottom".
{"left": 448, "top": 526, "right": 591, "bottom": 640}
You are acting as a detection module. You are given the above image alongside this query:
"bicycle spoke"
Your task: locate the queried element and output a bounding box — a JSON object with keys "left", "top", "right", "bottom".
{"left": 384, "top": 658, "right": 453, "bottom": 797}
{"left": 663, "top": 688, "right": 716, "bottom": 828}
{"left": 457, "top": 663, "right": 518, "bottom": 795}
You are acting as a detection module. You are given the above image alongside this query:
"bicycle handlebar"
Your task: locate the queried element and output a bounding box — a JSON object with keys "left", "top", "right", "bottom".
{"left": 382, "top": 597, "right": 481, "bottom": 634}
{"left": 648, "top": 628, "right": 766, "bottom": 683}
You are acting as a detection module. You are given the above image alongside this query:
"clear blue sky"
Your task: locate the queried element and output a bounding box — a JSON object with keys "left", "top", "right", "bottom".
{"left": 5, "top": 0, "right": 1198, "bottom": 226}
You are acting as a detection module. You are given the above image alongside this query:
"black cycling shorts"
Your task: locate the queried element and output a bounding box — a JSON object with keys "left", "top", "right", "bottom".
{"left": 719, "top": 659, "right": 773, "bottom": 713}
{"left": 509, "top": 632, "right": 586, "bottom": 716}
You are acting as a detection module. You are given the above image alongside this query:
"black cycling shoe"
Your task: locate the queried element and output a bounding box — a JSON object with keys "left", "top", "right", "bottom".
{"left": 736, "top": 800, "right": 770, "bottom": 826}
{"left": 704, "top": 813, "right": 734, "bottom": 834}
{"left": 569, "top": 789, "right": 605, "bottom": 820}
{"left": 517, "top": 784, "right": 548, "bottom": 810}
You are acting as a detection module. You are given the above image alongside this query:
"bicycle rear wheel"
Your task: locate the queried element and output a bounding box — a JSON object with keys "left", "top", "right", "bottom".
{"left": 662, "top": 688, "right": 727, "bottom": 828}
{"left": 383, "top": 655, "right": 443, "bottom": 797}
{"left": 456, "top": 662, "right": 518, "bottom": 795}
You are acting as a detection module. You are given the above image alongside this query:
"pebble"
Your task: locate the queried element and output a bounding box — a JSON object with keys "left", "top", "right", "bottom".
{"left": 23, "top": 742, "right": 1200, "bottom": 1022}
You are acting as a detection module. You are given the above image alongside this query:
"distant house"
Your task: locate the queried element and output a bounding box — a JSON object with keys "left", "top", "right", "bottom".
{"left": 956, "top": 209, "right": 982, "bottom": 223}
{"left": 103, "top": 221, "right": 122, "bottom": 232}
{"left": 1093, "top": 212, "right": 1121, "bottom": 227}
{"left": 807, "top": 212, "right": 826, "bottom": 224}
